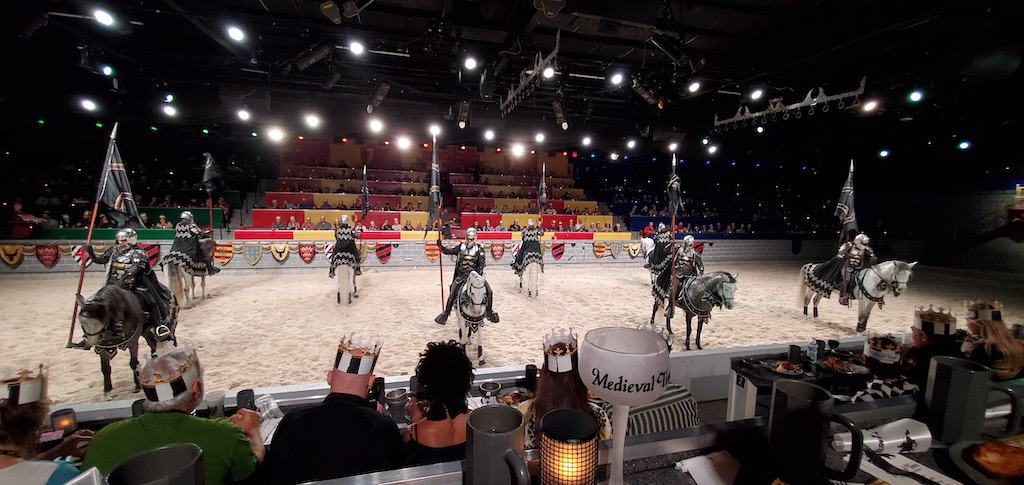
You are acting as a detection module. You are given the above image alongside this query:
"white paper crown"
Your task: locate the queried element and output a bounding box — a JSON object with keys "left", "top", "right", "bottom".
{"left": 964, "top": 300, "right": 1003, "bottom": 322}
{"left": 913, "top": 305, "right": 957, "bottom": 336}
{"left": 0, "top": 365, "right": 45, "bottom": 407}
{"left": 543, "top": 328, "right": 578, "bottom": 374}
{"left": 335, "top": 333, "right": 383, "bottom": 375}
{"left": 140, "top": 349, "right": 202, "bottom": 402}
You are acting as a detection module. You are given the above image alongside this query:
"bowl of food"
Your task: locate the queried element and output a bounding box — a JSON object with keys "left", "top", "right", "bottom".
{"left": 496, "top": 387, "right": 533, "bottom": 406}
{"left": 820, "top": 356, "right": 869, "bottom": 375}
{"left": 765, "top": 360, "right": 802, "bottom": 376}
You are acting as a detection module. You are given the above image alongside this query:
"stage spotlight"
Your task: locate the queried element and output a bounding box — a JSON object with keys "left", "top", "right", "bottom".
{"left": 484, "top": 129, "right": 495, "bottom": 141}
{"left": 687, "top": 81, "right": 701, "bottom": 93}
{"left": 958, "top": 140, "right": 971, "bottom": 150}
{"left": 668, "top": 142, "right": 678, "bottom": 151}
{"left": 237, "top": 109, "right": 251, "bottom": 121}
{"left": 227, "top": 26, "right": 245, "bottom": 42}
{"left": 304, "top": 113, "right": 321, "bottom": 128}
{"left": 542, "top": 66, "right": 555, "bottom": 79}
{"left": 907, "top": 90, "right": 924, "bottom": 103}
{"left": 551, "top": 98, "right": 568, "bottom": 130}
{"left": 878, "top": 149, "right": 890, "bottom": 158}
{"left": 707, "top": 145, "right": 718, "bottom": 154}
{"left": 862, "top": 99, "right": 879, "bottom": 112}
{"left": 609, "top": 72, "right": 624, "bottom": 85}
{"left": 80, "top": 99, "right": 97, "bottom": 111}
{"left": 610, "top": 152, "right": 620, "bottom": 161}
{"left": 535, "top": 132, "right": 545, "bottom": 143}
{"left": 267, "top": 127, "right": 285, "bottom": 142}
{"left": 626, "top": 139, "right": 636, "bottom": 149}
{"left": 250, "top": 131, "right": 258, "bottom": 137}
{"left": 366, "top": 81, "right": 390, "bottom": 114}
{"left": 756, "top": 126, "right": 765, "bottom": 134}
{"left": 632, "top": 78, "right": 660, "bottom": 105}
{"left": 749, "top": 89, "right": 764, "bottom": 100}
{"left": 100, "top": 64, "right": 114, "bottom": 76}
{"left": 349, "top": 41, "right": 365, "bottom": 55}
{"left": 164, "top": 94, "right": 174, "bottom": 103}
{"left": 701, "top": 137, "right": 709, "bottom": 145}
{"left": 162, "top": 105, "right": 177, "bottom": 117}
{"left": 429, "top": 124, "right": 441, "bottom": 136}
{"left": 457, "top": 100, "right": 471, "bottom": 129}
{"left": 93, "top": 9, "right": 115, "bottom": 27}
{"left": 511, "top": 143, "right": 525, "bottom": 157}
{"left": 581, "top": 136, "right": 592, "bottom": 147}
{"left": 396, "top": 136, "right": 411, "bottom": 150}
{"left": 464, "top": 57, "right": 478, "bottom": 70}
{"left": 368, "top": 118, "right": 384, "bottom": 133}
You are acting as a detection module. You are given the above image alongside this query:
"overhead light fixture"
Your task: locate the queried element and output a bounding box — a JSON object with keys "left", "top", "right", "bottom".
{"left": 267, "top": 127, "right": 285, "bottom": 142}
{"left": 542, "top": 66, "right": 555, "bottom": 79}
{"left": 100, "top": 64, "right": 114, "bottom": 76}
{"left": 609, "top": 152, "right": 620, "bottom": 161}
{"left": 535, "top": 132, "right": 545, "bottom": 143}
{"left": 687, "top": 81, "right": 701, "bottom": 93}
{"left": 581, "top": 136, "right": 592, "bottom": 146}
{"left": 749, "top": 89, "right": 764, "bottom": 100}
{"left": 320, "top": 1, "right": 342, "bottom": 24}
{"left": 756, "top": 126, "right": 765, "bottom": 134}
{"left": 464, "top": 57, "right": 478, "bottom": 71}
{"left": 668, "top": 142, "right": 678, "bottom": 151}
{"left": 162, "top": 105, "right": 177, "bottom": 117}
{"left": 878, "top": 149, "right": 890, "bottom": 158}
{"left": 163, "top": 93, "right": 174, "bottom": 103}
{"left": 908, "top": 90, "right": 923, "bottom": 103}
{"left": 552, "top": 98, "right": 568, "bottom": 130}
{"left": 304, "top": 113, "right": 321, "bottom": 128}
{"left": 484, "top": 129, "right": 495, "bottom": 141}
{"left": 368, "top": 118, "right": 384, "bottom": 133}
{"left": 429, "top": 124, "right": 441, "bottom": 136}
{"left": 631, "top": 77, "right": 660, "bottom": 106}
{"left": 349, "top": 41, "right": 365, "bottom": 55}
{"left": 366, "top": 81, "right": 390, "bottom": 114}
{"left": 701, "top": 137, "right": 709, "bottom": 145}
{"left": 236, "top": 109, "right": 251, "bottom": 121}
{"left": 296, "top": 44, "right": 332, "bottom": 71}
{"left": 862, "top": 99, "right": 879, "bottom": 112}
{"left": 609, "top": 72, "right": 624, "bottom": 86}
{"left": 707, "top": 145, "right": 718, "bottom": 154}
{"left": 227, "top": 26, "right": 245, "bottom": 42}
{"left": 957, "top": 140, "right": 971, "bottom": 150}
{"left": 511, "top": 143, "right": 525, "bottom": 157}
{"left": 457, "top": 100, "right": 471, "bottom": 129}
{"left": 93, "top": 9, "right": 115, "bottom": 27}
{"left": 626, "top": 139, "right": 636, "bottom": 149}
{"left": 80, "top": 98, "right": 97, "bottom": 111}
{"left": 396, "top": 136, "right": 411, "bottom": 150}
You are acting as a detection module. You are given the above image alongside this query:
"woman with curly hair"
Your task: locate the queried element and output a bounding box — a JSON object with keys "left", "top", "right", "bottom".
{"left": 966, "top": 319, "right": 1024, "bottom": 380}
{"left": 402, "top": 340, "right": 474, "bottom": 466}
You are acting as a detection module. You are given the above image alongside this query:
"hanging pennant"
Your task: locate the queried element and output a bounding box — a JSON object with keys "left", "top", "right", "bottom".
{"left": 214, "top": 242, "right": 235, "bottom": 266}
{"left": 270, "top": 243, "right": 290, "bottom": 262}
{"left": 424, "top": 242, "right": 440, "bottom": 262}
{"left": 138, "top": 243, "right": 161, "bottom": 267}
{"left": 72, "top": 245, "right": 92, "bottom": 268}
{"left": 35, "top": 244, "right": 60, "bottom": 268}
{"left": 0, "top": 245, "right": 25, "bottom": 269}
{"left": 243, "top": 243, "right": 263, "bottom": 266}
{"left": 375, "top": 242, "right": 392, "bottom": 264}
{"left": 298, "top": 243, "right": 316, "bottom": 264}
{"left": 490, "top": 243, "right": 505, "bottom": 261}
{"left": 551, "top": 242, "right": 565, "bottom": 261}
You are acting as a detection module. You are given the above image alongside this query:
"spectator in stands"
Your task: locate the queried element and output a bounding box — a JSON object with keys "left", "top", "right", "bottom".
{"left": 83, "top": 346, "right": 263, "bottom": 485}
{"left": 264, "top": 336, "right": 401, "bottom": 484}
{"left": 301, "top": 217, "right": 314, "bottom": 230}
{"left": 415, "top": 222, "right": 424, "bottom": 231}
{"left": 509, "top": 220, "right": 522, "bottom": 231}
{"left": 0, "top": 366, "right": 84, "bottom": 485}
{"left": 557, "top": 222, "right": 564, "bottom": 232}
{"left": 97, "top": 214, "right": 117, "bottom": 228}
{"left": 642, "top": 222, "right": 655, "bottom": 237}
{"left": 315, "top": 217, "right": 332, "bottom": 230}
{"left": 604, "top": 222, "right": 612, "bottom": 232}
{"left": 965, "top": 318, "right": 1024, "bottom": 380}
{"left": 337, "top": 202, "right": 348, "bottom": 210}
{"left": 403, "top": 220, "right": 414, "bottom": 231}
{"left": 58, "top": 213, "right": 73, "bottom": 228}
{"left": 287, "top": 216, "right": 301, "bottom": 230}
{"left": 139, "top": 212, "right": 149, "bottom": 227}
{"left": 495, "top": 222, "right": 506, "bottom": 231}
{"left": 392, "top": 217, "right": 400, "bottom": 229}
{"left": 614, "top": 223, "right": 623, "bottom": 232}
{"left": 217, "top": 198, "right": 232, "bottom": 223}
{"left": 320, "top": 201, "right": 332, "bottom": 209}
{"left": 381, "top": 219, "right": 393, "bottom": 230}
{"left": 155, "top": 215, "right": 173, "bottom": 229}
{"left": 73, "top": 209, "right": 91, "bottom": 228}
{"left": 368, "top": 221, "right": 378, "bottom": 231}
{"left": 573, "top": 221, "right": 583, "bottom": 232}
{"left": 271, "top": 216, "right": 286, "bottom": 230}
{"left": 404, "top": 202, "right": 414, "bottom": 211}
{"left": 403, "top": 341, "right": 472, "bottom": 466}
{"left": 284, "top": 201, "right": 296, "bottom": 209}
{"left": 483, "top": 220, "right": 493, "bottom": 231}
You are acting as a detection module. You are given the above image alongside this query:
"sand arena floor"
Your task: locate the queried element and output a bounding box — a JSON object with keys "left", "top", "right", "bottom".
{"left": 1, "top": 262, "right": 1022, "bottom": 405}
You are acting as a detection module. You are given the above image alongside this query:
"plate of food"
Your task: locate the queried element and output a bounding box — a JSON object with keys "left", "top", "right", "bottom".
{"left": 764, "top": 360, "right": 803, "bottom": 376}
{"left": 949, "top": 440, "right": 1024, "bottom": 484}
{"left": 496, "top": 387, "right": 533, "bottom": 406}
{"left": 820, "top": 356, "right": 869, "bottom": 375}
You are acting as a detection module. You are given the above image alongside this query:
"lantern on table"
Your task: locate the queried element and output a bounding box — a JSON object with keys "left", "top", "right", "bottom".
{"left": 540, "top": 408, "right": 599, "bottom": 484}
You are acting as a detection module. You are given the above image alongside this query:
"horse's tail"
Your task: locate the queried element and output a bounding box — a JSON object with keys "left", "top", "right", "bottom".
{"left": 796, "top": 264, "right": 809, "bottom": 307}
{"left": 167, "top": 264, "right": 186, "bottom": 306}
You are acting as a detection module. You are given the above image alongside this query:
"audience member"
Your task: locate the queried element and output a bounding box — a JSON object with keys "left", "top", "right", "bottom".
{"left": 508, "top": 220, "right": 522, "bottom": 231}
{"left": 58, "top": 213, "right": 73, "bottom": 228}
{"left": 287, "top": 216, "right": 300, "bottom": 230}
{"left": 846, "top": 335, "right": 918, "bottom": 403}
{"left": 264, "top": 335, "right": 401, "bottom": 484}
{"left": 83, "top": 345, "right": 264, "bottom": 485}
{"left": 315, "top": 216, "right": 333, "bottom": 230}
{"left": 381, "top": 219, "right": 393, "bottom": 230}
{"left": 964, "top": 305, "right": 1023, "bottom": 380}
{"left": 642, "top": 222, "right": 655, "bottom": 237}
{"left": 902, "top": 307, "right": 963, "bottom": 388}
{"left": 301, "top": 217, "right": 314, "bottom": 230}
{"left": 155, "top": 215, "right": 173, "bottom": 229}
{"left": 139, "top": 212, "right": 149, "bottom": 227}
{"left": 403, "top": 341, "right": 472, "bottom": 466}
{"left": 96, "top": 214, "right": 116, "bottom": 228}
{"left": 368, "top": 221, "right": 378, "bottom": 231}
{"left": 403, "top": 220, "right": 414, "bottom": 231}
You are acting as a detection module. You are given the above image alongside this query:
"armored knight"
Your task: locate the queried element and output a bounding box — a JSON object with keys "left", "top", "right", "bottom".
{"left": 654, "top": 235, "right": 704, "bottom": 301}
{"left": 329, "top": 214, "right": 362, "bottom": 278}
{"left": 811, "top": 233, "right": 876, "bottom": 306}
{"left": 434, "top": 227, "right": 499, "bottom": 325}
{"left": 645, "top": 223, "right": 673, "bottom": 273}
{"left": 161, "top": 211, "right": 219, "bottom": 276}
{"left": 89, "top": 229, "right": 132, "bottom": 278}
{"left": 510, "top": 218, "right": 544, "bottom": 275}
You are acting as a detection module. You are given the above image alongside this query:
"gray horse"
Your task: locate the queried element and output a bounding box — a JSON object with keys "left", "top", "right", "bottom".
{"left": 649, "top": 271, "right": 738, "bottom": 350}
{"left": 76, "top": 285, "right": 178, "bottom": 394}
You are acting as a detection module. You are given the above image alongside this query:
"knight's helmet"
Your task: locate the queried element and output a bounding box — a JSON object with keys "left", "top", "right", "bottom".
{"left": 115, "top": 228, "right": 130, "bottom": 244}
{"left": 658, "top": 222, "right": 667, "bottom": 231}
{"left": 466, "top": 227, "right": 478, "bottom": 241}
{"left": 682, "top": 235, "right": 695, "bottom": 247}
{"left": 180, "top": 211, "right": 194, "bottom": 223}
{"left": 854, "top": 233, "right": 870, "bottom": 247}
{"left": 120, "top": 228, "right": 138, "bottom": 245}
{"left": 340, "top": 214, "right": 349, "bottom": 225}
{"left": 527, "top": 219, "right": 535, "bottom": 227}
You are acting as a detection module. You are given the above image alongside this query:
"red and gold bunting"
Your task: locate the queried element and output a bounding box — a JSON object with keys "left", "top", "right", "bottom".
{"left": 72, "top": 245, "right": 91, "bottom": 268}
{"left": 551, "top": 242, "right": 565, "bottom": 261}
{"left": 214, "top": 242, "right": 234, "bottom": 266}
{"left": 424, "top": 242, "right": 440, "bottom": 262}
{"left": 298, "top": 243, "right": 316, "bottom": 264}
{"left": 593, "top": 242, "right": 607, "bottom": 258}
{"left": 35, "top": 244, "right": 60, "bottom": 268}
{"left": 0, "top": 245, "right": 25, "bottom": 268}
{"left": 627, "top": 242, "right": 642, "bottom": 259}
{"left": 138, "top": 244, "right": 160, "bottom": 267}
{"left": 490, "top": 243, "right": 505, "bottom": 261}
{"left": 270, "top": 243, "right": 290, "bottom": 262}
{"left": 375, "top": 242, "right": 392, "bottom": 264}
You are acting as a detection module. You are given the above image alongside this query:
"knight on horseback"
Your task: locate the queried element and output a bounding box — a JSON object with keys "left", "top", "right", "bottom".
{"left": 653, "top": 234, "right": 704, "bottom": 302}
{"left": 161, "top": 211, "right": 219, "bottom": 276}
{"left": 435, "top": 227, "right": 499, "bottom": 325}
{"left": 510, "top": 219, "right": 544, "bottom": 275}
{"left": 810, "top": 233, "right": 876, "bottom": 306}
{"left": 645, "top": 223, "right": 673, "bottom": 273}
{"left": 329, "top": 214, "right": 362, "bottom": 279}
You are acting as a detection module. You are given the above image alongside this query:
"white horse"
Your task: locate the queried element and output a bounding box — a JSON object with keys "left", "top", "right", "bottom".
{"left": 457, "top": 271, "right": 491, "bottom": 366}
{"left": 798, "top": 260, "right": 917, "bottom": 333}
{"left": 166, "top": 264, "right": 205, "bottom": 308}
{"left": 520, "top": 262, "right": 541, "bottom": 299}
{"left": 336, "top": 264, "right": 357, "bottom": 305}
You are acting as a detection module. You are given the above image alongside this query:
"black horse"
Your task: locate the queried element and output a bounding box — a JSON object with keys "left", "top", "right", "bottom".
{"left": 649, "top": 271, "right": 738, "bottom": 350}
{"left": 76, "top": 285, "right": 178, "bottom": 394}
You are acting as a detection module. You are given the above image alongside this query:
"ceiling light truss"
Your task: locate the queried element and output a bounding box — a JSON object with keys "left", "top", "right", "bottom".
{"left": 713, "top": 77, "right": 866, "bottom": 131}
{"left": 499, "top": 30, "right": 560, "bottom": 118}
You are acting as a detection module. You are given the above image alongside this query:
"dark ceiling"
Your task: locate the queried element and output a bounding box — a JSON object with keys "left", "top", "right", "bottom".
{"left": 1, "top": 0, "right": 1023, "bottom": 150}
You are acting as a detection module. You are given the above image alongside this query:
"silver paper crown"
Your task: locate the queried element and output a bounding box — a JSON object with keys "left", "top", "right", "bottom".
{"left": 0, "top": 365, "right": 45, "bottom": 407}
{"left": 913, "top": 305, "right": 957, "bottom": 336}
{"left": 964, "top": 300, "right": 1004, "bottom": 321}
{"left": 335, "top": 333, "right": 383, "bottom": 375}
{"left": 543, "top": 328, "right": 578, "bottom": 374}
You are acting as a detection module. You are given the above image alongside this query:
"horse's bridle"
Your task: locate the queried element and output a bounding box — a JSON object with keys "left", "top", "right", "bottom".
{"left": 869, "top": 265, "right": 909, "bottom": 296}
{"left": 467, "top": 280, "right": 487, "bottom": 306}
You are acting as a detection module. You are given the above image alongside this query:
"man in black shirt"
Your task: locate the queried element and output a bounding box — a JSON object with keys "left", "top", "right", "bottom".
{"left": 264, "top": 335, "right": 401, "bottom": 484}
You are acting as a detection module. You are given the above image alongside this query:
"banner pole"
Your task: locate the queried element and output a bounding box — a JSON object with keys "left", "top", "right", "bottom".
{"left": 666, "top": 152, "right": 679, "bottom": 331}
{"left": 432, "top": 133, "right": 445, "bottom": 312}
{"left": 67, "top": 202, "right": 100, "bottom": 348}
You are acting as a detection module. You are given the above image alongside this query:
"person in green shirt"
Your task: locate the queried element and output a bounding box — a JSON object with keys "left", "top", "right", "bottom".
{"left": 82, "top": 345, "right": 264, "bottom": 485}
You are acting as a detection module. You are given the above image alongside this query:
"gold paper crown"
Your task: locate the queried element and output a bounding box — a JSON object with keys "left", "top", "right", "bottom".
{"left": 543, "top": 328, "right": 578, "bottom": 373}
{"left": 335, "top": 333, "right": 383, "bottom": 375}
{"left": 964, "top": 300, "right": 1004, "bottom": 321}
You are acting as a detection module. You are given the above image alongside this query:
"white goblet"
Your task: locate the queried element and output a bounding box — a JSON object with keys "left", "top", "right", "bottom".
{"left": 579, "top": 327, "right": 671, "bottom": 485}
